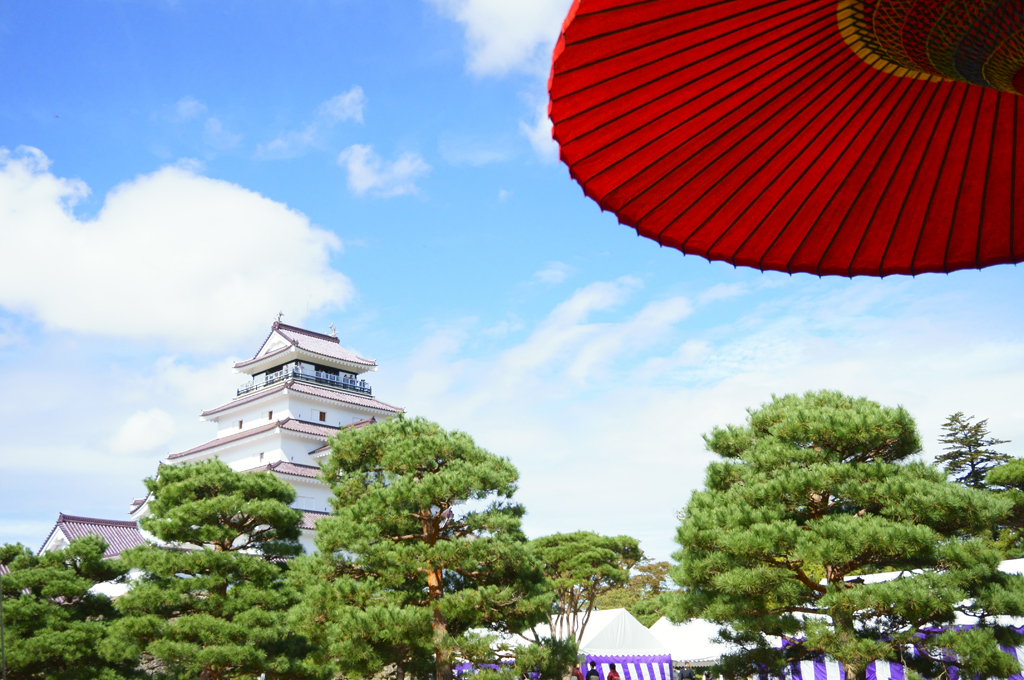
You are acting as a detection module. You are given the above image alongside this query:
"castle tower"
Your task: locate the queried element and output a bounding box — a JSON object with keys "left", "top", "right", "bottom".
{"left": 134, "top": 320, "right": 403, "bottom": 552}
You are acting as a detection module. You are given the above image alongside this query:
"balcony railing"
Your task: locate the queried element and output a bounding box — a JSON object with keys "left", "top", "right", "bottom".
{"left": 238, "top": 366, "right": 372, "bottom": 397}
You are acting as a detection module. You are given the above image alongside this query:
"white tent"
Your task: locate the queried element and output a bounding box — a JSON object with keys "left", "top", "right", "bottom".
{"left": 578, "top": 609, "right": 670, "bottom": 657}
{"left": 649, "top": 617, "right": 732, "bottom": 666}
{"left": 576, "top": 609, "right": 673, "bottom": 680}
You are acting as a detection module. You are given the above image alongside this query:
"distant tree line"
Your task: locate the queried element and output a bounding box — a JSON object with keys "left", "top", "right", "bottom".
{"left": 0, "top": 417, "right": 659, "bottom": 680}
{"left": 4, "top": 399, "right": 1023, "bottom": 680}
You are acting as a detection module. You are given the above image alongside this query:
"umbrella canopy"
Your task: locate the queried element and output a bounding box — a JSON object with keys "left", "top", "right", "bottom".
{"left": 548, "top": 0, "right": 1024, "bottom": 276}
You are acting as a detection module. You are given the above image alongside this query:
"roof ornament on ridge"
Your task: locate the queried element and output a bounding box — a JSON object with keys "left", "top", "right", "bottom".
{"left": 276, "top": 311, "right": 284, "bottom": 323}
{"left": 235, "top": 320, "right": 379, "bottom": 372}
{"left": 328, "top": 323, "right": 336, "bottom": 338}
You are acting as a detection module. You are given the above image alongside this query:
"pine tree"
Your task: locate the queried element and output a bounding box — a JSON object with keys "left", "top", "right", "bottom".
{"left": 108, "top": 459, "right": 322, "bottom": 680}
{"left": 936, "top": 412, "right": 1011, "bottom": 489}
{"left": 526, "top": 532, "right": 641, "bottom": 641}
{"left": 303, "top": 416, "right": 551, "bottom": 680}
{"left": 984, "top": 461, "right": 1024, "bottom": 555}
{"left": 671, "top": 390, "right": 1024, "bottom": 680}
{"left": 594, "top": 560, "right": 673, "bottom": 627}
{"left": 0, "top": 537, "right": 137, "bottom": 680}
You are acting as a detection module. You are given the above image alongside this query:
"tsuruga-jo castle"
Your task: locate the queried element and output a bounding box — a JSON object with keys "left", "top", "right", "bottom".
{"left": 39, "top": 320, "right": 403, "bottom": 558}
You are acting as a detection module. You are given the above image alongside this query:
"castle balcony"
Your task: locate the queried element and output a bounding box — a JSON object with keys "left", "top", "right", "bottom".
{"left": 237, "top": 366, "right": 372, "bottom": 398}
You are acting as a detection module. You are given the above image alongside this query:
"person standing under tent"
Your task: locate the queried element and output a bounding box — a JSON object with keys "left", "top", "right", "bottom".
{"left": 679, "top": 663, "right": 696, "bottom": 680}
{"left": 607, "top": 664, "right": 621, "bottom": 680}
{"left": 586, "top": 662, "right": 600, "bottom": 680}
{"left": 572, "top": 665, "right": 584, "bottom": 680}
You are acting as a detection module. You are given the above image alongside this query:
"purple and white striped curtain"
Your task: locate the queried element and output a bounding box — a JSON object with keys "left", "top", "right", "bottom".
{"left": 584, "top": 654, "right": 674, "bottom": 680}
{"left": 788, "top": 660, "right": 904, "bottom": 680}
{"left": 785, "top": 647, "right": 1024, "bottom": 680}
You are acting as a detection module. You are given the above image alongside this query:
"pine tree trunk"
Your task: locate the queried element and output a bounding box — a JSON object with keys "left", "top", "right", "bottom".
{"left": 844, "top": 664, "right": 867, "bottom": 680}
{"left": 831, "top": 601, "right": 866, "bottom": 680}
{"left": 427, "top": 568, "right": 452, "bottom": 680}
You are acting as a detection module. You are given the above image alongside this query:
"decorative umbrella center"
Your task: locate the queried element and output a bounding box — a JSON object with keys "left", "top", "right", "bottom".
{"left": 838, "top": 0, "right": 1024, "bottom": 93}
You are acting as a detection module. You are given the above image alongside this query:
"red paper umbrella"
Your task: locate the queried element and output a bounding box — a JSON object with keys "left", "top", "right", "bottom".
{"left": 548, "top": 0, "right": 1024, "bottom": 276}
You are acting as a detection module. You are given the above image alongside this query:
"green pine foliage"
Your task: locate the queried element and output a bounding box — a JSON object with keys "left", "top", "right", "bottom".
{"left": 936, "top": 412, "right": 1011, "bottom": 489}
{"left": 594, "top": 560, "right": 673, "bottom": 627}
{"left": 0, "top": 537, "right": 137, "bottom": 680}
{"left": 527, "top": 532, "right": 642, "bottom": 639}
{"left": 107, "top": 459, "right": 322, "bottom": 680}
{"left": 299, "top": 416, "right": 552, "bottom": 680}
{"left": 670, "top": 390, "right": 1024, "bottom": 680}
{"left": 985, "top": 460, "right": 1024, "bottom": 556}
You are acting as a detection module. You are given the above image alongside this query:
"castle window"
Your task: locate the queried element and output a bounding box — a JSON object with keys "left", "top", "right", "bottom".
{"left": 238, "top": 420, "right": 243, "bottom": 429}
{"left": 262, "top": 410, "right": 273, "bottom": 420}
{"left": 259, "top": 452, "right": 264, "bottom": 462}
{"left": 319, "top": 411, "right": 327, "bottom": 422}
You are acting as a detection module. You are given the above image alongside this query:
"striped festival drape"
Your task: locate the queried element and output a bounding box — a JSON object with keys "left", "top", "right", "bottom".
{"left": 584, "top": 654, "right": 674, "bottom": 680}
{"left": 783, "top": 646, "right": 1024, "bottom": 680}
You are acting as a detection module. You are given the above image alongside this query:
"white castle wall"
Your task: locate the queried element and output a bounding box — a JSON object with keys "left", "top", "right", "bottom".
{"left": 212, "top": 391, "right": 381, "bottom": 438}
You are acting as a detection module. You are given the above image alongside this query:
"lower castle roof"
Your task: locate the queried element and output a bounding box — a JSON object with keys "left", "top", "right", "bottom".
{"left": 168, "top": 418, "right": 336, "bottom": 460}
{"left": 39, "top": 514, "right": 146, "bottom": 558}
{"left": 167, "top": 416, "right": 376, "bottom": 460}
{"left": 250, "top": 460, "right": 322, "bottom": 479}
{"left": 300, "top": 510, "right": 330, "bottom": 531}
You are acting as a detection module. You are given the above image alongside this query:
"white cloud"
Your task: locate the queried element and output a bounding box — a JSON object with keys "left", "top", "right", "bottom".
{"left": 0, "top": 146, "right": 354, "bottom": 350}
{"left": 257, "top": 125, "right": 319, "bottom": 159}
{"left": 520, "top": 99, "right": 558, "bottom": 162}
{"left": 438, "top": 133, "right": 515, "bottom": 166}
{"left": 0, "top": 351, "right": 242, "bottom": 478}
{"left": 566, "top": 296, "right": 692, "bottom": 383}
{"left": 150, "top": 356, "right": 243, "bottom": 411}
{"left": 490, "top": 278, "right": 685, "bottom": 386}
{"left": 0, "top": 318, "right": 22, "bottom": 350}
{"left": 174, "top": 96, "right": 207, "bottom": 121}
{"left": 697, "top": 282, "right": 748, "bottom": 306}
{"left": 0, "top": 350, "right": 252, "bottom": 556}
{"left": 318, "top": 87, "right": 366, "bottom": 123}
{"left": 258, "top": 87, "right": 365, "bottom": 159}
{"left": 482, "top": 317, "right": 524, "bottom": 337}
{"left": 0, "top": 520, "right": 60, "bottom": 548}
{"left": 203, "top": 118, "right": 242, "bottom": 149}
{"left": 337, "top": 144, "right": 431, "bottom": 197}
{"left": 111, "top": 408, "right": 176, "bottom": 455}
{"left": 498, "top": 189, "right": 512, "bottom": 202}
{"left": 377, "top": 277, "right": 1024, "bottom": 561}
{"left": 428, "top": 0, "right": 573, "bottom": 77}
{"left": 427, "top": 1, "right": 566, "bottom": 159}
{"left": 533, "top": 261, "right": 573, "bottom": 284}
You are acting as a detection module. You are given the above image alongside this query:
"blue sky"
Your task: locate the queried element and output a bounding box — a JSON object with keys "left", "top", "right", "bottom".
{"left": 1, "top": 0, "right": 1023, "bottom": 561}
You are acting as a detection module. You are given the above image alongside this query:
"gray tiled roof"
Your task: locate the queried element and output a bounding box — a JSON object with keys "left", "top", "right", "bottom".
{"left": 40, "top": 514, "right": 146, "bottom": 558}
{"left": 309, "top": 417, "right": 376, "bottom": 456}
{"left": 299, "top": 510, "right": 330, "bottom": 531}
{"left": 287, "top": 381, "right": 401, "bottom": 413}
{"left": 167, "top": 418, "right": 340, "bottom": 460}
{"left": 200, "top": 381, "right": 291, "bottom": 416}
{"left": 200, "top": 380, "right": 401, "bottom": 418}
{"left": 281, "top": 419, "right": 342, "bottom": 437}
{"left": 167, "top": 419, "right": 284, "bottom": 459}
{"left": 250, "top": 460, "right": 321, "bottom": 479}
{"left": 168, "top": 416, "right": 380, "bottom": 461}
{"left": 234, "top": 322, "right": 376, "bottom": 369}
